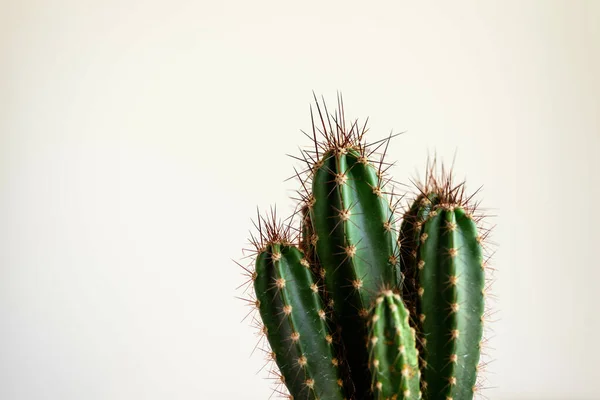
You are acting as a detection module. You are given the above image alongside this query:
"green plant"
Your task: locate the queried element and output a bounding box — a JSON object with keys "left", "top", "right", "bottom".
{"left": 308, "top": 135, "right": 401, "bottom": 397}
{"left": 240, "top": 96, "right": 492, "bottom": 400}
{"left": 368, "top": 290, "right": 420, "bottom": 399}
{"left": 252, "top": 220, "right": 347, "bottom": 399}
{"left": 401, "top": 167, "right": 489, "bottom": 400}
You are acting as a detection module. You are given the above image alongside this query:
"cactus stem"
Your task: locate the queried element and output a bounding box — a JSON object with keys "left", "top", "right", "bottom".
{"left": 243, "top": 210, "right": 348, "bottom": 399}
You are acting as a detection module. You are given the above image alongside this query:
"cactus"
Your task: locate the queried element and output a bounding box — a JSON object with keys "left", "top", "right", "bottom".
{"left": 239, "top": 95, "right": 492, "bottom": 400}
{"left": 252, "top": 220, "right": 347, "bottom": 399}
{"left": 368, "top": 290, "right": 421, "bottom": 400}
{"left": 403, "top": 172, "right": 487, "bottom": 400}
{"left": 304, "top": 102, "right": 401, "bottom": 398}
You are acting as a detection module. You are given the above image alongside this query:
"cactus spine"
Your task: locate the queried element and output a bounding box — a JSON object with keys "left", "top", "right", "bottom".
{"left": 254, "top": 239, "right": 347, "bottom": 399}
{"left": 368, "top": 291, "right": 421, "bottom": 400}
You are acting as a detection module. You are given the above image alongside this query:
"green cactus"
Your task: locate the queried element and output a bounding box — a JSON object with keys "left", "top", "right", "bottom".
{"left": 409, "top": 192, "right": 485, "bottom": 399}
{"left": 306, "top": 120, "right": 401, "bottom": 397}
{"left": 253, "top": 235, "right": 347, "bottom": 399}
{"left": 368, "top": 290, "right": 421, "bottom": 400}
{"left": 240, "top": 96, "right": 492, "bottom": 400}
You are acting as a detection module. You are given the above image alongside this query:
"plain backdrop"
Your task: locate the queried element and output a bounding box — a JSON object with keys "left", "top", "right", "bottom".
{"left": 1, "top": 1, "right": 599, "bottom": 399}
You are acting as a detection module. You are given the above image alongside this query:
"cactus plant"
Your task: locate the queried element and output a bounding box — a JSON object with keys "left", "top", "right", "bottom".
{"left": 401, "top": 166, "right": 488, "bottom": 400}
{"left": 239, "top": 95, "right": 492, "bottom": 400}
{"left": 298, "top": 99, "right": 401, "bottom": 398}
{"left": 368, "top": 290, "right": 421, "bottom": 399}
{"left": 252, "top": 218, "right": 347, "bottom": 399}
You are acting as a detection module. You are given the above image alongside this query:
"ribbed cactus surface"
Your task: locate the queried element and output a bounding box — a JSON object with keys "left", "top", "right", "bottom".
{"left": 254, "top": 242, "right": 346, "bottom": 400}
{"left": 416, "top": 205, "right": 484, "bottom": 400}
{"left": 368, "top": 291, "right": 420, "bottom": 400}
{"left": 310, "top": 147, "right": 400, "bottom": 398}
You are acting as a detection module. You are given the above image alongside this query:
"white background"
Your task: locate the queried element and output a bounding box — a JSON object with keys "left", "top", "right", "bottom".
{"left": 2, "top": 1, "right": 599, "bottom": 399}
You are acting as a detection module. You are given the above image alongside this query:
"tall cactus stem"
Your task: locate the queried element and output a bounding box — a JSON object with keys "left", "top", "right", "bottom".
{"left": 310, "top": 146, "right": 400, "bottom": 396}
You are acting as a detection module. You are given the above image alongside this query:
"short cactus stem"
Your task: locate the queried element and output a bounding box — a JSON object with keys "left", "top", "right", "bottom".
{"left": 417, "top": 205, "right": 485, "bottom": 400}
{"left": 254, "top": 242, "right": 346, "bottom": 400}
{"left": 368, "top": 291, "right": 421, "bottom": 400}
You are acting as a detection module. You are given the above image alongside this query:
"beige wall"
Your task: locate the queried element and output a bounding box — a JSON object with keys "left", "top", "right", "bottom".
{"left": 1, "top": 1, "right": 599, "bottom": 399}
